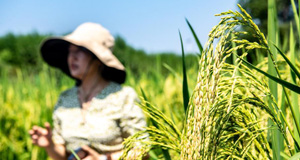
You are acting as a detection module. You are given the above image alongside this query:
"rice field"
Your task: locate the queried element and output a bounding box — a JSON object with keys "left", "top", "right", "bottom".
{"left": 0, "top": 62, "right": 198, "bottom": 159}
{"left": 2, "top": 1, "right": 300, "bottom": 160}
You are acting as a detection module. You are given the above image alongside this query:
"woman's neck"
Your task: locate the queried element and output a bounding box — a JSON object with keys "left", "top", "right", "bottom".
{"left": 79, "top": 73, "right": 109, "bottom": 102}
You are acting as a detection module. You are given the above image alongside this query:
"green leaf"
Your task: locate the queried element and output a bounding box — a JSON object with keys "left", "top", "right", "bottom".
{"left": 291, "top": 0, "right": 300, "bottom": 35}
{"left": 290, "top": 23, "right": 297, "bottom": 82}
{"left": 148, "top": 150, "right": 159, "bottom": 160}
{"left": 280, "top": 151, "right": 290, "bottom": 159}
{"left": 162, "top": 151, "right": 172, "bottom": 160}
{"left": 240, "top": 58, "right": 300, "bottom": 94}
{"left": 289, "top": 152, "right": 300, "bottom": 160}
{"left": 289, "top": 23, "right": 300, "bottom": 152}
{"left": 231, "top": 33, "right": 238, "bottom": 66}
{"left": 140, "top": 88, "right": 172, "bottom": 160}
{"left": 179, "top": 31, "right": 190, "bottom": 114}
{"left": 274, "top": 45, "right": 300, "bottom": 81}
{"left": 140, "top": 88, "right": 158, "bottom": 128}
{"left": 186, "top": 18, "right": 203, "bottom": 55}
{"left": 68, "top": 148, "right": 80, "bottom": 160}
{"left": 163, "top": 63, "right": 182, "bottom": 82}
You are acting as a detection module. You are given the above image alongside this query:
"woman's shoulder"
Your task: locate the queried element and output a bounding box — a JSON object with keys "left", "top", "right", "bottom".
{"left": 110, "top": 82, "right": 137, "bottom": 96}
{"left": 59, "top": 86, "right": 77, "bottom": 98}
{"left": 54, "top": 87, "right": 77, "bottom": 111}
{"left": 101, "top": 82, "right": 138, "bottom": 103}
{"left": 122, "top": 86, "right": 138, "bottom": 98}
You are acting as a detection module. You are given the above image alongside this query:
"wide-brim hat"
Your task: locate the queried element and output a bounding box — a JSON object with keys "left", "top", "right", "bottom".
{"left": 40, "top": 22, "right": 126, "bottom": 84}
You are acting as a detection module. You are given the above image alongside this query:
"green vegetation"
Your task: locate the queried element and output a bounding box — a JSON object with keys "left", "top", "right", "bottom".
{"left": 121, "top": 2, "right": 300, "bottom": 160}
{"left": 0, "top": 27, "right": 198, "bottom": 160}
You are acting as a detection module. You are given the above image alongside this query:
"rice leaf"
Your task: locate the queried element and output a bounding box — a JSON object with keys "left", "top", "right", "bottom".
{"left": 289, "top": 152, "right": 300, "bottom": 160}
{"left": 289, "top": 24, "right": 300, "bottom": 152}
{"left": 231, "top": 33, "right": 238, "bottom": 66}
{"left": 291, "top": 0, "right": 300, "bottom": 35}
{"left": 140, "top": 88, "right": 158, "bottom": 128}
{"left": 162, "top": 151, "right": 172, "bottom": 160}
{"left": 148, "top": 150, "right": 159, "bottom": 160}
{"left": 140, "top": 87, "right": 172, "bottom": 160}
{"left": 274, "top": 45, "right": 300, "bottom": 81}
{"left": 68, "top": 148, "right": 80, "bottom": 160}
{"left": 267, "top": 1, "right": 281, "bottom": 158}
{"left": 280, "top": 151, "right": 290, "bottom": 159}
{"left": 185, "top": 18, "right": 203, "bottom": 55}
{"left": 163, "top": 63, "right": 182, "bottom": 82}
{"left": 240, "top": 58, "right": 300, "bottom": 94}
{"left": 179, "top": 31, "right": 190, "bottom": 114}
{"left": 290, "top": 24, "right": 297, "bottom": 81}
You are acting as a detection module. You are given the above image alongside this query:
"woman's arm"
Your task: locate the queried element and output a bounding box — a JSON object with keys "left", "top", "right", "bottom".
{"left": 45, "top": 142, "right": 67, "bottom": 160}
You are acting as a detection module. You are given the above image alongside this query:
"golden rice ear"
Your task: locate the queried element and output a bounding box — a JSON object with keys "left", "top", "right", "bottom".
{"left": 180, "top": 5, "right": 275, "bottom": 159}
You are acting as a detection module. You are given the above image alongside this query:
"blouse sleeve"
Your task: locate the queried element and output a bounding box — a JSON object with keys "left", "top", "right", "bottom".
{"left": 120, "top": 88, "right": 147, "bottom": 138}
{"left": 51, "top": 95, "right": 65, "bottom": 145}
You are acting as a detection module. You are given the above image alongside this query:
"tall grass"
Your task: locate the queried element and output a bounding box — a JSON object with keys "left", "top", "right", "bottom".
{"left": 0, "top": 66, "right": 73, "bottom": 160}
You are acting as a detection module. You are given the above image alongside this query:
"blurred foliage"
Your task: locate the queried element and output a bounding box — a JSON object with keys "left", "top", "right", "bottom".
{"left": 228, "top": 1, "right": 298, "bottom": 66}
{"left": 0, "top": 32, "right": 198, "bottom": 159}
{"left": 113, "top": 35, "right": 198, "bottom": 79}
{"left": 0, "top": 33, "right": 198, "bottom": 79}
{"left": 238, "top": 0, "right": 293, "bottom": 34}
{"left": 0, "top": 33, "right": 47, "bottom": 72}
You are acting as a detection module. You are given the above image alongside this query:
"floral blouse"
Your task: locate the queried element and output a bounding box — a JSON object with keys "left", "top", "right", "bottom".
{"left": 52, "top": 82, "right": 146, "bottom": 154}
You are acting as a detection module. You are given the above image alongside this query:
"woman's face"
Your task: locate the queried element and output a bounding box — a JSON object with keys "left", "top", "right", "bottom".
{"left": 67, "top": 44, "right": 94, "bottom": 80}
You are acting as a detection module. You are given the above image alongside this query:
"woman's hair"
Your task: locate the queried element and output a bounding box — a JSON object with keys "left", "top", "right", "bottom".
{"left": 75, "top": 46, "right": 126, "bottom": 86}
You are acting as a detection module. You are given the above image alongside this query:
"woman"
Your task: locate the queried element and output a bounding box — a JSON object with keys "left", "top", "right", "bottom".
{"left": 29, "top": 22, "right": 147, "bottom": 160}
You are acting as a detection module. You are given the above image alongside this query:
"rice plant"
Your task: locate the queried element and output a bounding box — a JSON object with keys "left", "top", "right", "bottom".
{"left": 121, "top": 4, "right": 300, "bottom": 160}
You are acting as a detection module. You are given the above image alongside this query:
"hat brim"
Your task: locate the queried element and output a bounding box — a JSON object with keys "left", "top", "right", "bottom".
{"left": 41, "top": 38, "right": 72, "bottom": 76}
{"left": 40, "top": 38, "right": 126, "bottom": 84}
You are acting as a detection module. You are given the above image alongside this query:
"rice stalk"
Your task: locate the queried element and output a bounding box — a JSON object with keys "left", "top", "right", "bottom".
{"left": 121, "top": 4, "right": 300, "bottom": 160}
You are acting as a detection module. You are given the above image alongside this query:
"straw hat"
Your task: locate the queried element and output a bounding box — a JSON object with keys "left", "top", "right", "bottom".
{"left": 40, "top": 22, "right": 126, "bottom": 83}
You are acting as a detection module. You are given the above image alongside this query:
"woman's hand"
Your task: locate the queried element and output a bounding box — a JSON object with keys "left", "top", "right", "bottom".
{"left": 29, "top": 122, "right": 53, "bottom": 148}
{"left": 81, "top": 145, "right": 111, "bottom": 160}
{"left": 29, "top": 122, "right": 67, "bottom": 160}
